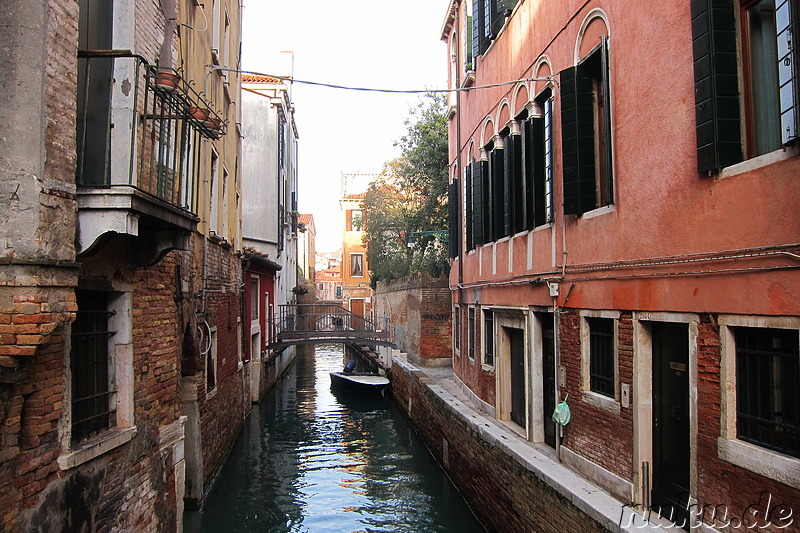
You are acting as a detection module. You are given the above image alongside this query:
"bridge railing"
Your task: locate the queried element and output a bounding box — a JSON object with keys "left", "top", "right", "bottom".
{"left": 271, "top": 304, "right": 389, "bottom": 345}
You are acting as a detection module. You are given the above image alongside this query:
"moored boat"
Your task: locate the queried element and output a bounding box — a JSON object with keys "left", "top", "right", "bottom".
{"left": 330, "top": 360, "right": 390, "bottom": 394}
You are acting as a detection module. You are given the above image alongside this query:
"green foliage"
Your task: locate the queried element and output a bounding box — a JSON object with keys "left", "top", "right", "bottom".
{"left": 363, "top": 93, "right": 450, "bottom": 288}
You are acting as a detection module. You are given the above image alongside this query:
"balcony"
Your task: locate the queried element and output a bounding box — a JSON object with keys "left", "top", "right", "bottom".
{"left": 76, "top": 50, "right": 226, "bottom": 265}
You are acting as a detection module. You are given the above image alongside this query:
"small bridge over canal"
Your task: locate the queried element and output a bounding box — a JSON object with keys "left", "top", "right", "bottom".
{"left": 266, "top": 304, "right": 394, "bottom": 351}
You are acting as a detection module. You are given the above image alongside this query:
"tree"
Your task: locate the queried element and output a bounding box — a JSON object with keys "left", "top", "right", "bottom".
{"left": 363, "top": 93, "right": 450, "bottom": 288}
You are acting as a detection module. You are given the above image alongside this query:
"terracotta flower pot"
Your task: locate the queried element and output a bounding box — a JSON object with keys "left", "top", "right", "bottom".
{"left": 155, "top": 69, "right": 180, "bottom": 92}
{"left": 203, "top": 116, "right": 221, "bottom": 130}
{"left": 188, "top": 106, "right": 209, "bottom": 122}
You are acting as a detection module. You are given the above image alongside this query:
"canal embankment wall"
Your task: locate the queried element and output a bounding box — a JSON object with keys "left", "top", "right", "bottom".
{"left": 390, "top": 356, "right": 667, "bottom": 533}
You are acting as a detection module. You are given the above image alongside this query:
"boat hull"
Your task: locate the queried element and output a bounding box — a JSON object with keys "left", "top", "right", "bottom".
{"left": 330, "top": 372, "right": 390, "bottom": 394}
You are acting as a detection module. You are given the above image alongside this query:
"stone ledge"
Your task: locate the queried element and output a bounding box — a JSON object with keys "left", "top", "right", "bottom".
{"left": 58, "top": 427, "right": 137, "bottom": 471}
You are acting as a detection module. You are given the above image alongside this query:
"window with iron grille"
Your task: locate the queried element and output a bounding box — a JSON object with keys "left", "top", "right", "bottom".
{"left": 206, "top": 327, "right": 218, "bottom": 394}
{"left": 468, "top": 307, "right": 476, "bottom": 361}
{"left": 454, "top": 306, "right": 461, "bottom": 353}
{"left": 70, "top": 290, "right": 116, "bottom": 444}
{"left": 588, "top": 317, "right": 615, "bottom": 397}
{"left": 735, "top": 327, "right": 799, "bottom": 458}
{"left": 484, "top": 310, "right": 494, "bottom": 366}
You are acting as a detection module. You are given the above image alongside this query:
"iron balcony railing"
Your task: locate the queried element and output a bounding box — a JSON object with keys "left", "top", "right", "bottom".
{"left": 77, "top": 50, "right": 226, "bottom": 214}
{"left": 272, "top": 304, "right": 389, "bottom": 345}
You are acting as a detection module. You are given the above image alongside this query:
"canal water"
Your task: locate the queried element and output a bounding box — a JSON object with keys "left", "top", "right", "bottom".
{"left": 184, "top": 343, "right": 486, "bottom": 532}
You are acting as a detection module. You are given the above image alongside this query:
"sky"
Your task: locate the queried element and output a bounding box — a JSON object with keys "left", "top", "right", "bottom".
{"left": 241, "top": 0, "right": 450, "bottom": 253}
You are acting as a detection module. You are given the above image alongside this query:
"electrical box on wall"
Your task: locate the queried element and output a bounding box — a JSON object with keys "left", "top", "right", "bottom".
{"left": 621, "top": 383, "right": 630, "bottom": 408}
{"left": 548, "top": 282, "right": 559, "bottom": 297}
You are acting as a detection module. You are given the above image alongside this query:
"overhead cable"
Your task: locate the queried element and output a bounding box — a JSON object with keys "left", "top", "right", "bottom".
{"left": 209, "top": 66, "right": 554, "bottom": 94}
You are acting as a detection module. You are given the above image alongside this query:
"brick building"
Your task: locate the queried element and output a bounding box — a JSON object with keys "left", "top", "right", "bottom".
{"left": 443, "top": 0, "right": 799, "bottom": 528}
{"left": 1, "top": 0, "right": 248, "bottom": 529}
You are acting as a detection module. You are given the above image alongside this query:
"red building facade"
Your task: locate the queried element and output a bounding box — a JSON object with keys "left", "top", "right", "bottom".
{"left": 444, "top": 0, "right": 799, "bottom": 527}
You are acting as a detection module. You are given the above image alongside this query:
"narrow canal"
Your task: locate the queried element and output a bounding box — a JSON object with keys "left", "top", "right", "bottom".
{"left": 184, "top": 343, "right": 486, "bottom": 532}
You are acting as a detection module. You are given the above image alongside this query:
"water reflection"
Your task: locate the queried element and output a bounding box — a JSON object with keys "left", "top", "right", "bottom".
{"left": 184, "top": 343, "right": 485, "bottom": 533}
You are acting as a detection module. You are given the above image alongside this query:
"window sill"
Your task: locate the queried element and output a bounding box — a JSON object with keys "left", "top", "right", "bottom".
{"left": 461, "top": 71, "right": 475, "bottom": 88}
{"left": 582, "top": 391, "right": 620, "bottom": 415}
{"left": 719, "top": 144, "right": 800, "bottom": 179}
{"left": 481, "top": 363, "right": 495, "bottom": 373}
{"left": 717, "top": 437, "right": 800, "bottom": 490}
{"left": 58, "top": 426, "right": 137, "bottom": 471}
{"left": 578, "top": 204, "right": 615, "bottom": 220}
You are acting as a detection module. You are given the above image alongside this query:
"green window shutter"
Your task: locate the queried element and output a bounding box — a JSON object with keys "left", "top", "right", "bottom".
{"left": 490, "top": 0, "right": 504, "bottom": 38}
{"left": 691, "top": 0, "right": 742, "bottom": 172}
{"left": 448, "top": 179, "right": 460, "bottom": 259}
{"left": 508, "top": 134, "right": 524, "bottom": 234}
{"left": 465, "top": 13, "right": 474, "bottom": 71}
{"left": 480, "top": 159, "right": 491, "bottom": 245}
{"left": 473, "top": 0, "right": 489, "bottom": 58}
{"left": 490, "top": 148, "right": 505, "bottom": 241}
{"left": 560, "top": 66, "right": 597, "bottom": 215}
{"left": 525, "top": 117, "right": 547, "bottom": 227}
{"left": 465, "top": 165, "right": 473, "bottom": 250}
{"left": 599, "top": 38, "right": 614, "bottom": 206}
{"left": 503, "top": 143, "right": 513, "bottom": 237}
{"left": 471, "top": 160, "right": 484, "bottom": 246}
{"left": 777, "top": 0, "right": 799, "bottom": 144}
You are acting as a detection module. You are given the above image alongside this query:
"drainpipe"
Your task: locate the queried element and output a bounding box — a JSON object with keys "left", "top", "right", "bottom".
{"left": 452, "top": 12, "right": 465, "bottom": 380}
{"left": 159, "top": 0, "right": 177, "bottom": 69}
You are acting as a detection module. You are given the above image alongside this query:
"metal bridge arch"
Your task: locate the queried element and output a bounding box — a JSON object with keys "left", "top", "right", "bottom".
{"left": 266, "top": 303, "right": 394, "bottom": 351}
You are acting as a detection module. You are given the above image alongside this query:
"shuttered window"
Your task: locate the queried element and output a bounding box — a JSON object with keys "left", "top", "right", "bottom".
{"left": 472, "top": 0, "right": 518, "bottom": 59}
{"left": 560, "top": 39, "right": 614, "bottom": 216}
{"left": 465, "top": 11, "right": 474, "bottom": 71}
{"left": 523, "top": 88, "right": 554, "bottom": 229}
{"left": 465, "top": 165, "right": 473, "bottom": 250}
{"left": 505, "top": 133, "right": 524, "bottom": 234}
{"left": 776, "top": 0, "right": 798, "bottom": 144}
{"left": 489, "top": 146, "right": 505, "bottom": 241}
{"left": 471, "top": 159, "right": 485, "bottom": 247}
{"left": 691, "top": 0, "right": 800, "bottom": 168}
{"left": 447, "top": 179, "right": 460, "bottom": 259}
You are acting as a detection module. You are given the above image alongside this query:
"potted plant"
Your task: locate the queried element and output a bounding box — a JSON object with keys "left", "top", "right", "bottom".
{"left": 188, "top": 106, "right": 209, "bottom": 122}
{"left": 291, "top": 285, "right": 308, "bottom": 296}
{"left": 155, "top": 68, "right": 180, "bottom": 92}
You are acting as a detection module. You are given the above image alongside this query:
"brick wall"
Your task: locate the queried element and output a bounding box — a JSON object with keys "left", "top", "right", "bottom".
{"left": 453, "top": 304, "right": 497, "bottom": 408}
{"left": 559, "top": 310, "right": 633, "bottom": 481}
{"left": 374, "top": 272, "right": 452, "bottom": 365}
{"left": 694, "top": 315, "right": 800, "bottom": 532}
{"left": 194, "top": 240, "right": 248, "bottom": 487}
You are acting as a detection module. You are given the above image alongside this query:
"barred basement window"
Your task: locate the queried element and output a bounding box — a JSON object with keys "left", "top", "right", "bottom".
{"left": 588, "top": 317, "right": 615, "bottom": 398}
{"left": 468, "top": 307, "right": 476, "bottom": 361}
{"left": 454, "top": 306, "right": 461, "bottom": 353}
{"left": 484, "top": 310, "right": 494, "bottom": 366}
{"left": 70, "top": 290, "right": 116, "bottom": 444}
{"left": 735, "top": 327, "right": 799, "bottom": 458}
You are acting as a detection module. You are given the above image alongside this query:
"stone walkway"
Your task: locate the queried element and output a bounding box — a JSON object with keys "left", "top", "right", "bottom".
{"left": 400, "top": 361, "right": 674, "bottom": 533}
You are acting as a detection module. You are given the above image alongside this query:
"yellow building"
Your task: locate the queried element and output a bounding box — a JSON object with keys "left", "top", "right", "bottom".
{"left": 340, "top": 192, "right": 372, "bottom": 318}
